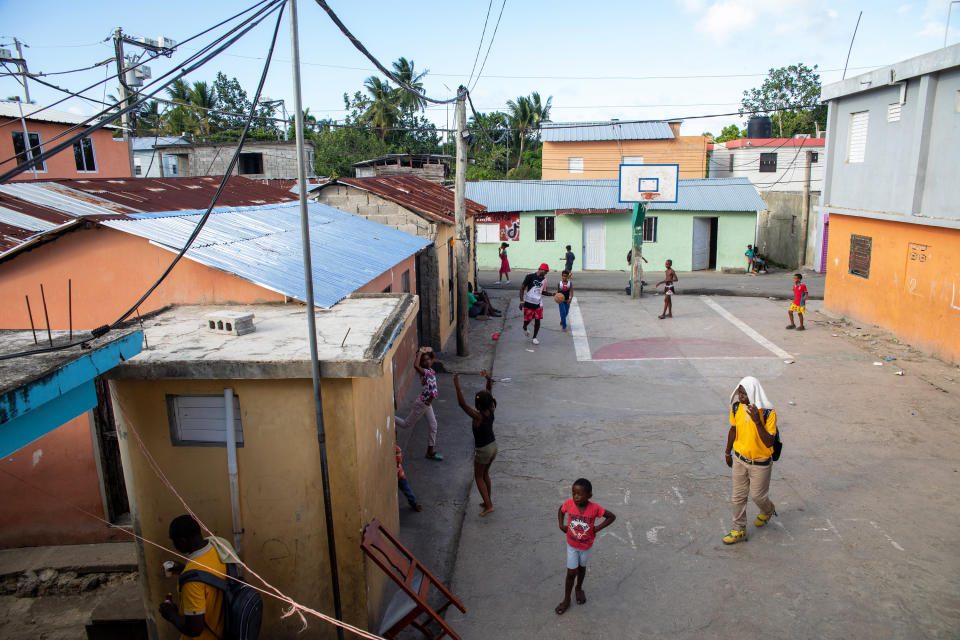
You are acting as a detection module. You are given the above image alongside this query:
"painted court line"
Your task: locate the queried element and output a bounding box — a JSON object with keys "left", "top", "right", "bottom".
{"left": 701, "top": 298, "right": 792, "bottom": 360}
{"left": 568, "top": 298, "right": 592, "bottom": 362}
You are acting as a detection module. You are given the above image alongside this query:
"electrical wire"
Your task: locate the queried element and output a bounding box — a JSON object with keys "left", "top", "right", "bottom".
{"left": 0, "top": 0, "right": 278, "bottom": 133}
{"left": 465, "top": 0, "right": 494, "bottom": 89}
{"left": 0, "top": 0, "right": 284, "bottom": 179}
{"left": 469, "top": 0, "right": 507, "bottom": 92}
{"left": 311, "top": 0, "right": 463, "bottom": 105}
{"left": 0, "top": 3, "right": 286, "bottom": 360}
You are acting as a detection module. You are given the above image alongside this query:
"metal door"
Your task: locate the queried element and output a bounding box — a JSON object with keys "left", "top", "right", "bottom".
{"left": 582, "top": 216, "right": 605, "bottom": 270}
{"left": 692, "top": 217, "right": 710, "bottom": 270}
{"left": 820, "top": 221, "right": 829, "bottom": 273}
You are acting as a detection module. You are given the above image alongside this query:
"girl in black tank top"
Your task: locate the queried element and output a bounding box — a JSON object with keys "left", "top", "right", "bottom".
{"left": 453, "top": 369, "right": 498, "bottom": 517}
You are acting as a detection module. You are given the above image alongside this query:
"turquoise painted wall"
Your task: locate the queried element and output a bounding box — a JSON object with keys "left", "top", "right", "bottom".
{"left": 477, "top": 210, "right": 756, "bottom": 273}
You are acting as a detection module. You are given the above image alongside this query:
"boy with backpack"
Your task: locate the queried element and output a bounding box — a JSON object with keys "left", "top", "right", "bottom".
{"left": 160, "top": 514, "right": 262, "bottom": 640}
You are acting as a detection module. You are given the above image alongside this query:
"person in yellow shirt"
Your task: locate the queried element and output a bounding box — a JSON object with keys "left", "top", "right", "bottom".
{"left": 159, "top": 515, "right": 225, "bottom": 639}
{"left": 722, "top": 377, "right": 778, "bottom": 545}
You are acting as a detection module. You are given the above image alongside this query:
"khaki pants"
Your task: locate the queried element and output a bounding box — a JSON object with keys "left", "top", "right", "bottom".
{"left": 396, "top": 398, "right": 439, "bottom": 447}
{"left": 732, "top": 456, "right": 775, "bottom": 530}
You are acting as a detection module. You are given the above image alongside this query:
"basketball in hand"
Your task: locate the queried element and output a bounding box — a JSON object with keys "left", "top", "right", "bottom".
{"left": 553, "top": 292, "right": 566, "bottom": 303}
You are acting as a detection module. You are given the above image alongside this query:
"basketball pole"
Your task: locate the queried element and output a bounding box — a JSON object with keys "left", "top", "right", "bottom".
{"left": 631, "top": 202, "right": 646, "bottom": 299}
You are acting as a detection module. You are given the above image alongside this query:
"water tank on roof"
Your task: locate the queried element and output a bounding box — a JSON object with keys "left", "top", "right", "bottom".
{"left": 747, "top": 116, "right": 772, "bottom": 139}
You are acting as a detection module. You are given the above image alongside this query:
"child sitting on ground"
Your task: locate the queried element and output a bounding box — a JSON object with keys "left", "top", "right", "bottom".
{"left": 395, "top": 347, "right": 443, "bottom": 460}
{"left": 453, "top": 370, "right": 498, "bottom": 517}
{"left": 555, "top": 478, "right": 616, "bottom": 615}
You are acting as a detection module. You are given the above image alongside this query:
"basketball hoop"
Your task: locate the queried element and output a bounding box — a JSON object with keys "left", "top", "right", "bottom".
{"left": 641, "top": 192, "right": 656, "bottom": 201}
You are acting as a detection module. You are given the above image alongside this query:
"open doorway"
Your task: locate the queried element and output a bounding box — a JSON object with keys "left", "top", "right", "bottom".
{"left": 91, "top": 378, "right": 129, "bottom": 524}
{"left": 691, "top": 217, "right": 719, "bottom": 270}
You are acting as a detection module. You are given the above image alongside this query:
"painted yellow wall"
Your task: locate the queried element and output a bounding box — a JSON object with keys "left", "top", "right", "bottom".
{"left": 112, "top": 364, "right": 404, "bottom": 637}
{"left": 542, "top": 137, "right": 708, "bottom": 180}
{"left": 824, "top": 214, "right": 960, "bottom": 365}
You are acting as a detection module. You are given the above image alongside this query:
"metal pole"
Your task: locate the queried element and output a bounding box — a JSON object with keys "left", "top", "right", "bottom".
{"left": 25, "top": 295, "right": 37, "bottom": 344}
{"left": 223, "top": 388, "right": 243, "bottom": 558}
{"left": 947, "top": 2, "right": 960, "bottom": 48}
{"left": 288, "top": 1, "right": 344, "bottom": 636}
{"left": 800, "top": 150, "right": 812, "bottom": 268}
{"left": 114, "top": 30, "right": 137, "bottom": 178}
{"left": 454, "top": 87, "right": 469, "bottom": 356}
{"left": 16, "top": 100, "right": 38, "bottom": 179}
{"left": 13, "top": 39, "right": 30, "bottom": 104}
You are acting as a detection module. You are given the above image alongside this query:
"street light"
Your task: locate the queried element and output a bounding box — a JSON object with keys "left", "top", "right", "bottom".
{"left": 946, "top": 1, "right": 960, "bottom": 48}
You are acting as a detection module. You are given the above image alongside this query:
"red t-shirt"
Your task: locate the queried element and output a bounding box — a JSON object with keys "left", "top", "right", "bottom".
{"left": 793, "top": 283, "right": 808, "bottom": 306}
{"left": 561, "top": 499, "right": 606, "bottom": 550}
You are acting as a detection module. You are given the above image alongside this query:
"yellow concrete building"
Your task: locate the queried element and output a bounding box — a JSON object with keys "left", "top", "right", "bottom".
{"left": 541, "top": 120, "right": 708, "bottom": 180}
{"left": 108, "top": 296, "right": 418, "bottom": 639}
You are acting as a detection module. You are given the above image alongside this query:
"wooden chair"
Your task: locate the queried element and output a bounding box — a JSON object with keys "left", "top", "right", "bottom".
{"left": 361, "top": 518, "right": 466, "bottom": 640}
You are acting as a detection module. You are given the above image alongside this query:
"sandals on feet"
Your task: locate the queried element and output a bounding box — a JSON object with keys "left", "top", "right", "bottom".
{"left": 576, "top": 589, "right": 586, "bottom": 605}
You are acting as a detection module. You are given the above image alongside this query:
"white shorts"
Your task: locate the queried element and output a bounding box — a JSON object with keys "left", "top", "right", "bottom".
{"left": 566, "top": 542, "right": 592, "bottom": 569}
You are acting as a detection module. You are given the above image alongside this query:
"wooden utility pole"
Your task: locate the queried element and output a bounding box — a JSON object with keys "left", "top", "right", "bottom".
{"left": 454, "top": 87, "right": 469, "bottom": 356}
{"left": 113, "top": 29, "right": 137, "bottom": 178}
{"left": 800, "top": 149, "right": 812, "bottom": 268}
{"left": 12, "top": 39, "right": 30, "bottom": 103}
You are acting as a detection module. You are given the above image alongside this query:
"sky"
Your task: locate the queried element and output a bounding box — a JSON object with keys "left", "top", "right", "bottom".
{"left": 2, "top": 0, "right": 959, "bottom": 137}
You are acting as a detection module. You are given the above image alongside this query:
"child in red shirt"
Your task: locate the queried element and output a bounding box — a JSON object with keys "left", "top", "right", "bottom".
{"left": 555, "top": 478, "right": 616, "bottom": 615}
{"left": 786, "top": 273, "right": 808, "bottom": 331}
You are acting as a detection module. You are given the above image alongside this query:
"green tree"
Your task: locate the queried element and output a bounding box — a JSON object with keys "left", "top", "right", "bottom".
{"left": 391, "top": 57, "right": 427, "bottom": 114}
{"left": 506, "top": 92, "right": 552, "bottom": 169}
{"left": 715, "top": 124, "right": 745, "bottom": 143}
{"left": 362, "top": 76, "right": 400, "bottom": 139}
{"left": 740, "top": 63, "right": 826, "bottom": 138}
{"left": 188, "top": 81, "right": 218, "bottom": 136}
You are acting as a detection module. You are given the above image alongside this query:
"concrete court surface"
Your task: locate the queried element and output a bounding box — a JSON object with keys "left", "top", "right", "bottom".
{"left": 441, "top": 290, "right": 960, "bottom": 639}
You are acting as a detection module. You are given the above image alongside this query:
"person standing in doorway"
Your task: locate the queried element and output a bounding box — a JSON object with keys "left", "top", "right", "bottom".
{"left": 723, "top": 376, "right": 778, "bottom": 544}
{"left": 520, "top": 263, "right": 551, "bottom": 345}
{"left": 497, "top": 242, "right": 511, "bottom": 285}
{"left": 655, "top": 259, "right": 678, "bottom": 319}
{"left": 560, "top": 245, "right": 576, "bottom": 273}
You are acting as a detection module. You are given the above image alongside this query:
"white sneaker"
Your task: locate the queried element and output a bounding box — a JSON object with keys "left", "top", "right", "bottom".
{"left": 524, "top": 327, "right": 530, "bottom": 337}
{"left": 504, "top": 280, "right": 511, "bottom": 285}
{"left": 532, "top": 338, "right": 540, "bottom": 345}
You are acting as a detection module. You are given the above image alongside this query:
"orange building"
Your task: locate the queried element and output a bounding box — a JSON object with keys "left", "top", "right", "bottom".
{"left": 0, "top": 101, "right": 131, "bottom": 180}
{"left": 0, "top": 202, "right": 428, "bottom": 548}
{"left": 541, "top": 120, "right": 708, "bottom": 180}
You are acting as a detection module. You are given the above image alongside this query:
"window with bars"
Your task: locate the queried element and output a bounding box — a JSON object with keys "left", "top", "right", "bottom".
{"left": 643, "top": 216, "right": 657, "bottom": 243}
{"left": 11, "top": 131, "right": 46, "bottom": 171}
{"left": 401, "top": 270, "right": 410, "bottom": 293}
{"left": 849, "top": 234, "right": 872, "bottom": 278}
{"left": 759, "top": 153, "right": 777, "bottom": 172}
{"left": 74, "top": 138, "right": 97, "bottom": 172}
{"left": 535, "top": 216, "right": 555, "bottom": 242}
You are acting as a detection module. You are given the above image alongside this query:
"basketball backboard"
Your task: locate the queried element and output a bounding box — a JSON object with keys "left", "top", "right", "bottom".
{"left": 619, "top": 163, "right": 679, "bottom": 204}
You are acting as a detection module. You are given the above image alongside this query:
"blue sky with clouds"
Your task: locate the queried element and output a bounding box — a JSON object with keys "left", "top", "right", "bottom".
{"left": 2, "top": 0, "right": 958, "bottom": 135}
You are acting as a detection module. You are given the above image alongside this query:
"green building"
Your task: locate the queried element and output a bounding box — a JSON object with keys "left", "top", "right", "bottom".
{"left": 465, "top": 178, "right": 766, "bottom": 273}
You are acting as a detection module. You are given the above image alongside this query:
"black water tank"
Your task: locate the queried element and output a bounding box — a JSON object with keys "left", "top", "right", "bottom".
{"left": 747, "top": 116, "right": 772, "bottom": 138}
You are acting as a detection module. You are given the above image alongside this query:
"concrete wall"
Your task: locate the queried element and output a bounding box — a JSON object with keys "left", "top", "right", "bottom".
{"left": 709, "top": 144, "right": 825, "bottom": 192}
{"left": 112, "top": 367, "right": 403, "bottom": 638}
{"left": 542, "top": 136, "right": 708, "bottom": 180}
{"left": 185, "top": 142, "right": 316, "bottom": 179}
{"left": 824, "top": 214, "right": 960, "bottom": 364}
{"left": 757, "top": 191, "right": 820, "bottom": 268}
{"left": 0, "top": 119, "right": 130, "bottom": 180}
{"left": 0, "top": 413, "right": 126, "bottom": 548}
{"left": 477, "top": 210, "right": 757, "bottom": 273}
{"left": 133, "top": 150, "right": 178, "bottom": 178}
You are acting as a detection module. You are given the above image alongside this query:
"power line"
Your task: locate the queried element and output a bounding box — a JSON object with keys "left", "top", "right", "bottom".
{"left": 0, "top": 2, "right": 287, "bottom": 361}
{"left": 470, "top": 0, "right": 508, "bottom": 92}
{"left": 465, "top": 0, "right": 494, "bottom": 89}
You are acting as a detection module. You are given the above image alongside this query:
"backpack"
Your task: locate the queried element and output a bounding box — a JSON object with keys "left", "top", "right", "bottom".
{"left": 179, "top": 563, "right": 262, "bottom": 640}
{"left": 733, "top": 403, "right": 782, "bottom": 461}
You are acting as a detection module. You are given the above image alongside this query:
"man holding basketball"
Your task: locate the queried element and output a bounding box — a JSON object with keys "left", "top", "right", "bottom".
{"left": 520, "top": 263, "right": 552, "bottom": 345}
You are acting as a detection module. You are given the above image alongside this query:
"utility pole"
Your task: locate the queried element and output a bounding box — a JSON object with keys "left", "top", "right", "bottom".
{"left": 800, "top": 149, "right": 812, "bottom": 268}
{"left": 454, "top": 87, "right": 470, "bottom": 356}
{"left": 288, "top": 1, "right": 344, "bottom": 638}
{"left": 113, "top": 29, "right": 137, "bottom": 178}
{"left": 12, "top": 39, "right": 30, "bottom": 103}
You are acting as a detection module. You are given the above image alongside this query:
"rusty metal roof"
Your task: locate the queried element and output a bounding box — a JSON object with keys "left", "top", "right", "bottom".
{"left": 50, "top": 176, "right": 296, "bottom": 212}
{"left": 326, "top": 176, "right": 484, "bottom": 225}
{"left": 0, "top": 192, "right": 75, "bottom": 226}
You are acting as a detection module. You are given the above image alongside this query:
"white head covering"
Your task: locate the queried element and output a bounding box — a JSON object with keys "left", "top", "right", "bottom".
{"left": 730, "top": 376, "right": 773, "bottom": 410}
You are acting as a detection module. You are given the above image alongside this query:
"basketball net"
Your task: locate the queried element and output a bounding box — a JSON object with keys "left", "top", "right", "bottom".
{"left": 641, "top": 192, "right": 656, "bottom": 202}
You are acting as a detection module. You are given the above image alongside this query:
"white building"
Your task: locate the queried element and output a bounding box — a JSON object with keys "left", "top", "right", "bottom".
{"left": 131, "top": 136, "right": 188, "bottom": 177}
{"left": 708, "top": 137, "right": 825, "bottom": 192}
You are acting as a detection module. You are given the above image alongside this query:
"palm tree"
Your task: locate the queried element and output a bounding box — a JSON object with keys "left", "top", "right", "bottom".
{"left": 165, "top": 79, "right": 197, "bottom": 135}
{"left": 189, "top": 81, "right": 218, "bottom": 136}
{"left": 362, "top": 76, "right": 400, "bottom": 139}
{"left": 506, "top": 96, "right": 534, "bottom": 169}
{"left": 391, "top": 57, "right": 427, "bottom": 113}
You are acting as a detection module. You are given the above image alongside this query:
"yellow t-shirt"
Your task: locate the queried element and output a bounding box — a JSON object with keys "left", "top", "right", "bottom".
{"left": 730, "top": 403, "right": 777, "bottom": 461}
{"left": 180, "top": 543, "right": 226, "bottom": 640}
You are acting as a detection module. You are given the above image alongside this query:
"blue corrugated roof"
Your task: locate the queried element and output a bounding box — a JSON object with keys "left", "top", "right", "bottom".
{"left": 465, "top": 178, "right": 766, "bottom": 213}
{"left": 102, "top": 201, "right": 430, "bottom": 308}
{"left": 541, "top": 121, "right": 674, "bottom": 142}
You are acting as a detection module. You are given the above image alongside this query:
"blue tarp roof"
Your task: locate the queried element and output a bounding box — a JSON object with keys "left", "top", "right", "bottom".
{"left": 465, "top": 178, "right": 766, "bottom": 213}
{"left": 103, "top": 201, "right": 430, "bottom": 308}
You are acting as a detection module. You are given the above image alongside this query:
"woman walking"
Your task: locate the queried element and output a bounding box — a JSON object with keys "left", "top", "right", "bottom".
{"left": 497, "top": 242, "right": 511, "bottom": 284}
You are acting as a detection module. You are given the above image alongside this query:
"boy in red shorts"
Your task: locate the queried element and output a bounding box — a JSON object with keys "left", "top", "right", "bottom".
{"left": 519, "top": 263, "right": 552, "bottom": 345}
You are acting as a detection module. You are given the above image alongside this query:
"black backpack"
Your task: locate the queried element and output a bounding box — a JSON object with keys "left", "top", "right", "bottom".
{"left": 733, "top": 403, "right": 782, "bottom": 461}
{"left": 179, "top": 563, "right": 262, "bottom": 640}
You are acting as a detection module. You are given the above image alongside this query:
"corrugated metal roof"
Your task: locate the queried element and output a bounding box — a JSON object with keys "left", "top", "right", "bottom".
{"left": 465, "top": 177, "right": 766, "bottom": 213}
{"left": 52, "top": 176, "right": 296, "bottom": 212}
{"left": 130, "top": 136, "right": 190, "bottom": 151}
{"left": 0, "top": 182, "right": 139, "bottom": 216}
{"left": 325, "top": 176, "right": 485, "bottom": 224}
{"left": 0, "top": 192, "right": 74, "bottom": 225}
{"left": 541, "top": 121, "right": 675, "bottom": 143}
{"left": 0, "top": 101, "right": 119, "bottom": 128}
{"left": 0, "top": 206, "right": 58, "bottom": 231}
{"left": 351, "top": 154, "right": 453, "bottom": 167}
{"left": 103, "top": 201, "right": 430, "bottom": 308}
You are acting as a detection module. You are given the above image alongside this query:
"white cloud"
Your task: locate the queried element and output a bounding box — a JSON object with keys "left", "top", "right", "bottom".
{"left": 677, "top": 0, "right": 708, "bottom": 12}
{"left": 691, "top": 0, "right": 838, "bottom": 45}
{"left": 918, "top": 20, "right": 960, "bottom": 41}
{"left": 897, "top": 4, "right": 912, "bottom": 14}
